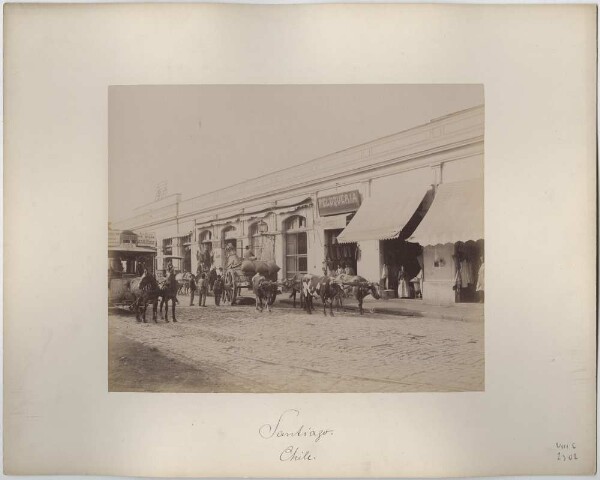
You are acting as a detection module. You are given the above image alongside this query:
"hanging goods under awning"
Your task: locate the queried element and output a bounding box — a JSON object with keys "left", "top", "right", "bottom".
{"left": 336, "top": 185, "right": 432, "bottom": 243}
{"left": 409, "top": 178, "right": 483, "bottom": 246}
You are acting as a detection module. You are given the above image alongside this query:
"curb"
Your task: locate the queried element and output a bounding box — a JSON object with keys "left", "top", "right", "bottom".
{"left": 277, "top": 298, "right": 483, "bottom": 322}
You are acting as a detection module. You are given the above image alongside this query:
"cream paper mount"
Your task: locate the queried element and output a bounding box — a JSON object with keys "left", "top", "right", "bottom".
{"left": 3, "top": 3, "right": 597, "bottom": 477}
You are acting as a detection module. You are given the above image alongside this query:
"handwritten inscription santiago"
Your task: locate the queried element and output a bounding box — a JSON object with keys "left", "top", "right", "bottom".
{"left": 259, "top": 409, "right": 334, "bottom": 461}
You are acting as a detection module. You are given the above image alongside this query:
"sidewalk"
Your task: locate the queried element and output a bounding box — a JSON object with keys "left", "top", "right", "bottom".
{"left": 277, "top": 296, "right": 484, "bottom": 322}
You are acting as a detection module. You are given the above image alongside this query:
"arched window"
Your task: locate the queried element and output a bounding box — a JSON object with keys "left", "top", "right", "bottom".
{"left": 284, "top": 216, "right": 308, "bottom": 279}
{"left": 197, "top": 230, "right": 213, "bottom": 272}
{"left": 222, "top": 226, "right": 237, "bottom": 240}
{"left": 284, "top": 215, "right": 307, "bottom": 231}
{"left": 249, "top": 221, "right": 268, "bottom": 258}
{"left": 199, "top": 230, "right": 212, "bottom": 243}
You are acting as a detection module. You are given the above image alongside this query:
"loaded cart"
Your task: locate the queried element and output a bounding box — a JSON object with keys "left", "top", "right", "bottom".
{"left": 223, "top": 259, "right": 280, "bottom": 305}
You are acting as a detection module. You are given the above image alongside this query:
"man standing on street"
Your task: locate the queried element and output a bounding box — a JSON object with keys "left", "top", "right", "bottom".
{"left": 197, "top": 273, "right": 208, "bottom": 307}
{"left": 213, "top": 274, "right": 224, "bottom": 306}
{"left": 188, "top": 273, "right": 197, "bottom": 306}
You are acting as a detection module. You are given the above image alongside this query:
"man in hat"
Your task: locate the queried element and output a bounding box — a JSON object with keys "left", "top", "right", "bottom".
{"left": 188, "top": 273, "right": 197, "bottom": 306}
{"left": 213, "top": 274, "right": 224, "bottom": 306}
{"left": 244, "top": 245, "right": 256, "bottom": 261}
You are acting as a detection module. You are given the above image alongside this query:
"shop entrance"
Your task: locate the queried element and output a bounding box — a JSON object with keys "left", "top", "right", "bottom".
{"left": 324, "top": 229, "right": 357, "bottom": 275}
{"left": 381, "top": 238, "right": 423, "bottom": 299}
{"left": 222, "top": 226, "right": 238, "bottom": 267}
{"left": 197, "top": 230, "right": 213, "bottom": 274}
{"left": 182, "top": 233, "right": 192, "bottom": 273}
{"left": 453, "top": 240, "right": 484, "bottom": 303}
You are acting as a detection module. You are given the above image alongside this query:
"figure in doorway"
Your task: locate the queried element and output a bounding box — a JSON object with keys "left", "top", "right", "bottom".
{"left": 411, "top": 269, "right": 423, "bottom": 299}
{"left": 397, "top": 265, "right": 410, "bottom": 298}
{"left": 476, "top": 256, "right": 484, "bottom": 303}
{"left": 453, "top": 255, "right": 462, "bottom": 302}
{"left": 381, "top": 263, "right": 389, "bottom": 290}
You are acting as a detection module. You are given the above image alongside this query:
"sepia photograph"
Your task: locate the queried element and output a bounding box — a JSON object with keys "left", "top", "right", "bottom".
{"left": 5, "top": 3, "right": 596, "bottom": 476}
{"left": 108, "top": 85, "right": 485, "bottom": 393}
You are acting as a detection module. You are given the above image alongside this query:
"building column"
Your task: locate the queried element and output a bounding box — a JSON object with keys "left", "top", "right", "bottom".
{"left": 191, "top": 242, "right": 200, "bottom": 274}
{"left": 431, "top": 164, "right": 443, "bottom": 187}
{"left": 356, "top": 239, "right": 381, "bottom": 283}
{"left": 172, "top": 237, "right": 182, "bottom": 272}
{"left": 212, "top": 239, "right": 224, "bottom": 269}
{"left": 313, "top": 227, "right": 326, "bottom": 275}
{"left": 273, "top": 232, "right": 284, "bottom": 280}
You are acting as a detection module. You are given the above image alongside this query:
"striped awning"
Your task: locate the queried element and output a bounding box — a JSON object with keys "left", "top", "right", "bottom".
{"left": 409, "top": 178, "right": 483, "bottom": 246}
{"left": 337, "top": 185, "right": 432, "bottom": 243}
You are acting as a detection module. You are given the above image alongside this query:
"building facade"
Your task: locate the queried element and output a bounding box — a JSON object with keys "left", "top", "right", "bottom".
{"left": 111, "top": 105, "right": 484, "bottom": 305}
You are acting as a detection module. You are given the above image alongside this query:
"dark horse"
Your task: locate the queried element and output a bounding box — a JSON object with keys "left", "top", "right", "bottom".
{"left": 135, "top": 274, "right": 160, "bottom": 323}
{"left": 135, "top": 273, "right": 178, "bottom": 323}
{"left": 159, "top": 272, "right": 179, "bottom": 322}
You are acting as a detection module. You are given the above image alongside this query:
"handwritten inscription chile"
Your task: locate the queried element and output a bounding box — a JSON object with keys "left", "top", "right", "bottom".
{"left": 259, "top": 409, "right": 334, "bottom": 461}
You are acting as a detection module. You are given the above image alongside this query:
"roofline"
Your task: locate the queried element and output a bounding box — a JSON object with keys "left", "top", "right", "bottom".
{"left": 181, "top": 104, "right": 484, "bottom": 206}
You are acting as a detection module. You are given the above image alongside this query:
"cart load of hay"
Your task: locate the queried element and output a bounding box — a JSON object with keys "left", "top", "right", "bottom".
{"left": 240, "top": 260, "right": 281, "bottom": 276}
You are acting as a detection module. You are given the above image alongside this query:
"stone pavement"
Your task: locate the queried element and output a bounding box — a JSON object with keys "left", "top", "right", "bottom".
{"left": 109, "top": 303, "right": 484, "bottom": 393}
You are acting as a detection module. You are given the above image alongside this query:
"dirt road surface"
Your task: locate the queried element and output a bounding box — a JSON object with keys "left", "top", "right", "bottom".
{"left": 109, "top": 302, "right": 483, "bottom": 393}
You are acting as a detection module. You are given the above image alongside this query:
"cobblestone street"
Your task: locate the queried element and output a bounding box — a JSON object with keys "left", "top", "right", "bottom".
{"left": 109, "top": 300, "right": 484, "bottom": 393}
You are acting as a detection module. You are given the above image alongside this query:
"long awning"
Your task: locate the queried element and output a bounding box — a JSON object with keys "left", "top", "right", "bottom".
{"left": 409, "top": 178, "right": 483, "bottom": 246}
{"left": 337, "top": 185, "right": 432, "bottom": 243}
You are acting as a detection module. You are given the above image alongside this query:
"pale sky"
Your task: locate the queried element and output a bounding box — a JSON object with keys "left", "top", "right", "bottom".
{"left": 109, "top": 85, "right": 483, "bottom": 222}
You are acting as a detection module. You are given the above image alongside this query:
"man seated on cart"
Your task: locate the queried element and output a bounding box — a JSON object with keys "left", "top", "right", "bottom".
{"left": 243, "top": 245, "right": 257, "bottom": 261}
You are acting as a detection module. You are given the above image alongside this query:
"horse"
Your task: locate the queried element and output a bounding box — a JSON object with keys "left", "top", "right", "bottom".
{"left": 158, "top": 273, "right": 179, "bottom": 322}
{"left": 134, "top": 274, "right": 161, "bottom": 323}
{"left": 252, "top": 274, "right": 278, "bottom": 313}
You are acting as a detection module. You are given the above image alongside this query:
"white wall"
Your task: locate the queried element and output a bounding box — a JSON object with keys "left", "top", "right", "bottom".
{"left": 371, "top": 167, "right": 432, "bottom": 193}
{"left": 357, "top": 240, "right": 381, "bottom": 282}
{"left": 441, "top": 154, "right": 483, "bottom": 183}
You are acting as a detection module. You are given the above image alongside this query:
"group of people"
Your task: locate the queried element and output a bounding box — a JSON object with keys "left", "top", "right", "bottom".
{"left": 453, "top": 254, "right": 485, "bottom": 303}
{"left": 187, "top": 269, "right": 227, "bottom": 306}
{"left": 380, "top": 263, "right": 423, "bottom": 299}
{"left": 324, "top": 263, "right": 355, "bottom": 277}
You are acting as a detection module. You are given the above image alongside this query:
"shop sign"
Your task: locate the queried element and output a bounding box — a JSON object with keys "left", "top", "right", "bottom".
{"left": 317, "top": 190, "right": 361, "bottom": 217}
{"left": 108, "top": 230, "right": 121, "bottom": 247}
{"left": 136, "top": 231, "right": 157, "bottom": 248}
